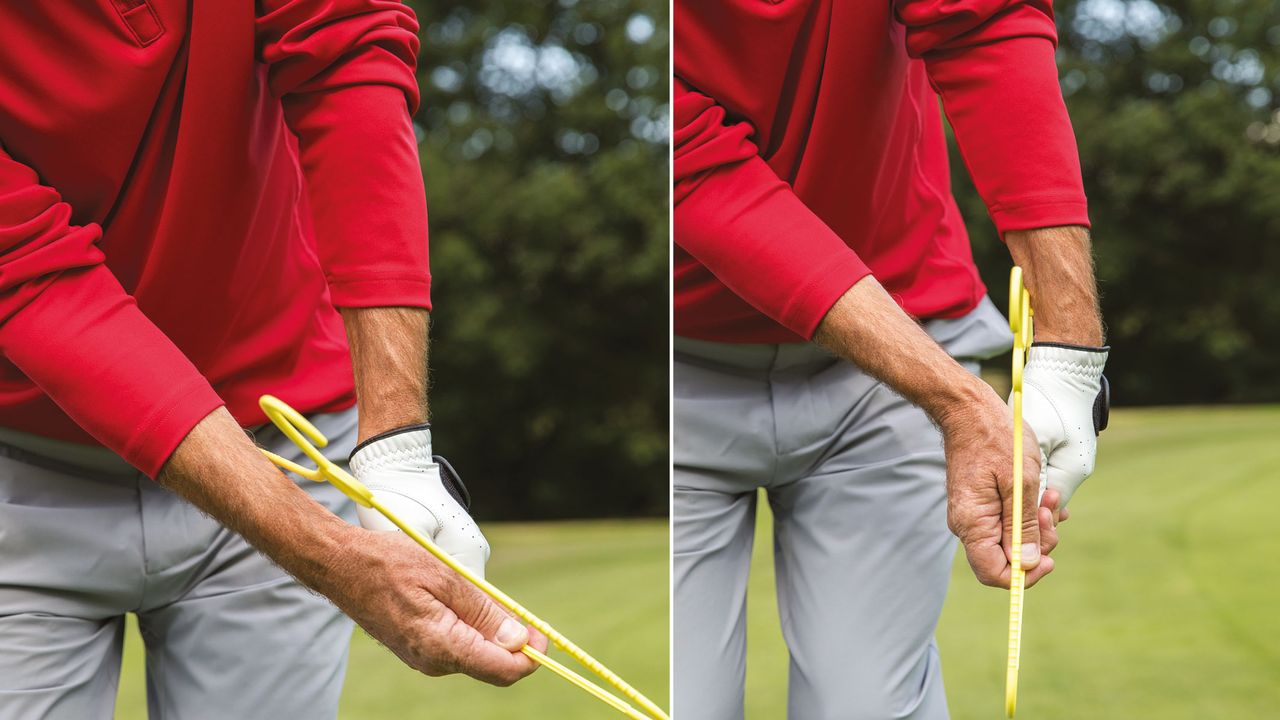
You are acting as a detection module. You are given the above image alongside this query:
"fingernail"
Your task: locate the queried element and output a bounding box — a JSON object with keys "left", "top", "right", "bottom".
{"left": 495, "top": 618, "right": 527, "bottom": 648}
{"left": 1021, "top": 543, "right": 1040, "bottom": 567}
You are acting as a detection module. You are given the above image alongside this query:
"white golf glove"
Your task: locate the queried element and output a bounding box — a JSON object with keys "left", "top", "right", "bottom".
{"left": 349, "top": 425, "right": 491, "bottom": 578}
{"left": 1018, "top": 343, "right": 1110, "bottom": 509}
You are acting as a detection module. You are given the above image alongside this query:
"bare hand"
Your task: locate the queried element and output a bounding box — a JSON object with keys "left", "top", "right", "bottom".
{"left": 940, "top": 395, "right": 1055, "bottom": 589}
{"left": 320, "top": 529, "right": 547, "bottom": 685}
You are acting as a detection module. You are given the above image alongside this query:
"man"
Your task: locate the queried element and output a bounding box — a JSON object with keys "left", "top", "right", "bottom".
{"left": 673, "top": 1, "right": 1109, "bottom": 718}
{"left": 0, "top": 2, "right": 543, "bottom": 718}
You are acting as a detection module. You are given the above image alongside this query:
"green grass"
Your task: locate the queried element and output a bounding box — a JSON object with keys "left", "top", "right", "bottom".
{"left": 114, "top": 519, "right": 668, "bottom": 719}
{"left": 744, "top": 406, "right": 1280, "bottom": 718}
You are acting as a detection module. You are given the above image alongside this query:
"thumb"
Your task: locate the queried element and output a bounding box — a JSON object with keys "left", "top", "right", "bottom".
{"left": 492, "top": 616, "right": 530, "bottom": 652}
{"left": 1046, "top": 464, "right": 1085, "bottom": 510}
{"left": 438, "top": 575, "right": 529, "bottom": 651}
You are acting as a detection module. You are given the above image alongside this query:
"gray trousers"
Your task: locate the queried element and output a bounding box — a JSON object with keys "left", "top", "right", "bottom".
{"left": 0, "top": 409, "right": 359, "bottom": 720}
{"left": 673, "top": 299, "right": 1010, "bottom": 720}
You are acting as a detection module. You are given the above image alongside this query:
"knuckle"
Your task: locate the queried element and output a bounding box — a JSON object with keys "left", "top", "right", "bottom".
{"left": 417, "top": 650, "right": 456, "bottom": 677}
{"left": 471, "top": 659, "right": 520, "bottom": 687}
{"left": 945, "top": 505, "right": 964, "bottom": 534}
{"left": 495, "top": 669, "right": 523, "bottom": 687}
{"left": 464, "top": 600, "right": 508, "bottom": 643}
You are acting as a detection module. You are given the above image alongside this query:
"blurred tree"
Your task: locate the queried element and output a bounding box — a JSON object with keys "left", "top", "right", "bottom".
{"left": 952, "top": 0, "right": 1280, "bottom": 404}
{"left": 406, "top": 0, "right": 668, "bottom": 519}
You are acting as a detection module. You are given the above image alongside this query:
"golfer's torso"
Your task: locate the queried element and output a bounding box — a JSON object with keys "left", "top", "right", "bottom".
{"left": 674, "top": 0, "right": 985, "bottom": 340}
{"left": 0, "top": 2, "right": 354, "bottom": 444}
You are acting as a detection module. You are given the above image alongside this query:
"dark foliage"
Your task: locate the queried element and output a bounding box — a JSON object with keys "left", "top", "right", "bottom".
{"left": 406, "top": 0, "right": 668, "bottom": 519}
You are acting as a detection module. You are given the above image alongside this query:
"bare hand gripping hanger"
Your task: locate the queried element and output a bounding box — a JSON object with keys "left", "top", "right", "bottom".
{"left": 257, "top": 395, "right": 670, "bottom": 720}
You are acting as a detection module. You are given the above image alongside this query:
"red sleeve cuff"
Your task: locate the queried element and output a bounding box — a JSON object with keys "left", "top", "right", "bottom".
{"left": 0, "top": 266, "right": 223, "bottom": 477}
{"left": 990, "top": 197, "right": 1091, "bottom": 237}
{"left": 781, "top": 254, "right": 874, "bottom": 340}
{"left": 326, "top": 274, "right": 431, "bottom": 309}
{"left": 125, "top": 377, "right": 226, "bottom": 478}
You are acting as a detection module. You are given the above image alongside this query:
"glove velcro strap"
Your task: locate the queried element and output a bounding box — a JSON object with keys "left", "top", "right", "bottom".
{"left": 434, "top": 455, "right": 472, "bottom": 510}
{"left": 1094, "top": 375, "right": 1111, "bottom": 434}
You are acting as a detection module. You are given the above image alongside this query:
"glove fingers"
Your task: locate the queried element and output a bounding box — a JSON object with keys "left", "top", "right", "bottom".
{"left": 433, "top": 455, "right": 472, "bottom": 509}
{"left": 1045, "top": 465, "right": 1085, "bottom": 509}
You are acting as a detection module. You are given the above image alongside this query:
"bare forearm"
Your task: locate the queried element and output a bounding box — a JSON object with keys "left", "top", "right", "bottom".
{"left": 340, "top": 307, "right": 430, "bottom": 443}
{"left": 156, "top": 407, "right": 352, "bottom": 593}
{"left": 1005, "top": 226, "right": 1104, "bottom": 346}
{"left": 814, "top": 276, "right": 997, "bottom": 425}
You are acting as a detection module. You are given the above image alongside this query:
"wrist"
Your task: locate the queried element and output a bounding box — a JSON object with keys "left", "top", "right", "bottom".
{"left": 1033, "top": 324, "right": 1105, "bottom": 347}
{"left": 292, "top": 521, "right": 365, "bottom": 598}
{"left": 341, "top": 306, "right": 430, "bottom": 443}
{"left": 227, "top": 465, "right": 358, "bottom": 585}
{"left": 1005, "top": 226, "right": 1105, "bottom": 346}
{"left": 357, "top": 406, "right": 427, "bottom": 444}
{"left": 1029, "top": 341, "right": 1110, "bottom": 357}
{"left": 925, "top": 369, "right": 1002, "bottom": 434}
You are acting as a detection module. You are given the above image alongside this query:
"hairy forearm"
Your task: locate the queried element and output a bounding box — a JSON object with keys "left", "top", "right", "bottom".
{"left": 814, "top": 276, "right": 997, "bottom": 425}
{"left": 1005, "top": 226, "right": 1104, "bottom": 346}
{"left": 156, "top": 407, "right": 353, "bottom": 593}
{"left": 340, "top": 307, "right": 430, "bottom": 443}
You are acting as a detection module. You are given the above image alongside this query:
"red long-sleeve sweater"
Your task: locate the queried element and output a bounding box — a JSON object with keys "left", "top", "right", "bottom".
{"left": 0, "top": 1, "right": 429, "bottom": 477}
{"left": 674, "top": 0, "right": 1089, "bottom": 342}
